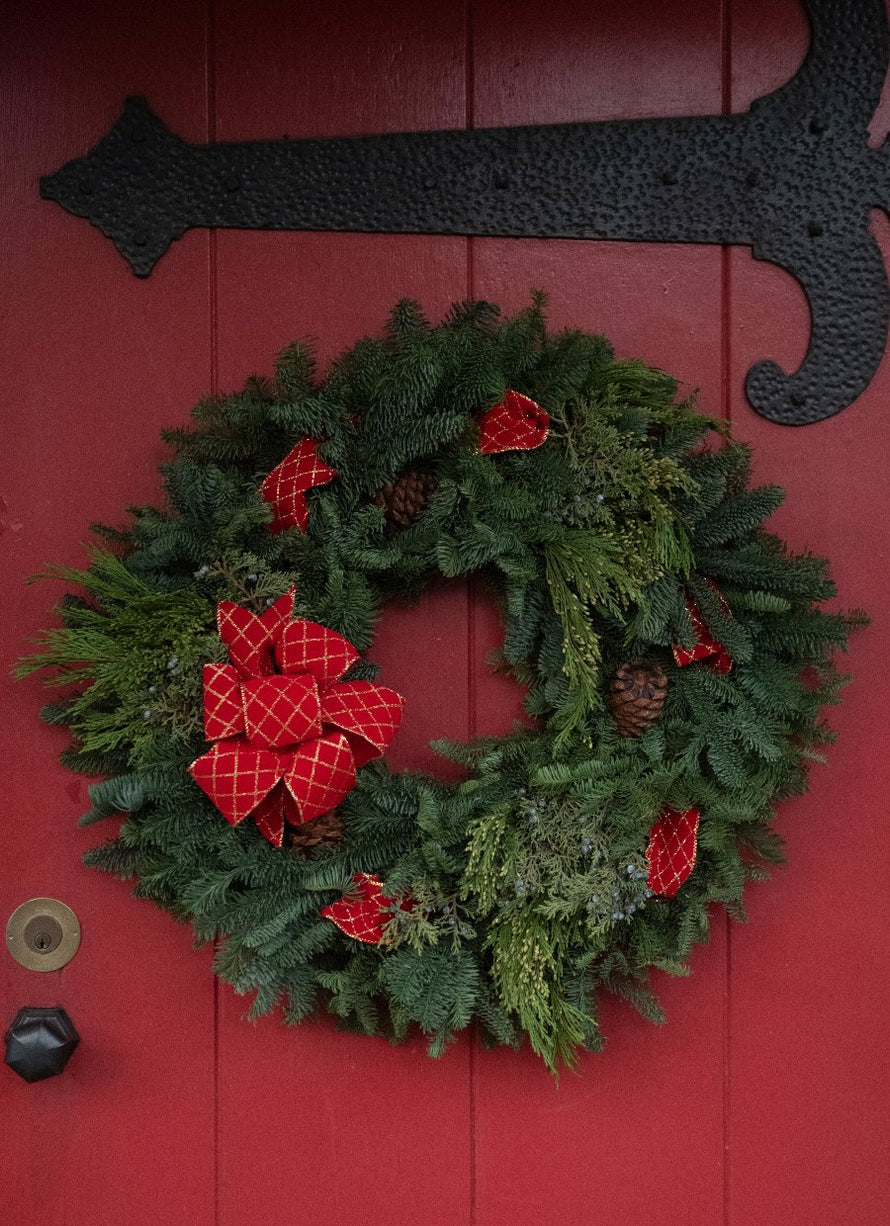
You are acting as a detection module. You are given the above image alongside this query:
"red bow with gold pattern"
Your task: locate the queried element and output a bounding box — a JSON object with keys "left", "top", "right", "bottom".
{"left": 478, "top": 390, "right": 549, "bottom": 454}
{"left": 189, "top": 590, "right": 404, "bottom": 847}
{"left": 672, "top": 583, "right": 732, "bottom": 674}
{"left": 261, "top": 438, "right": 338, "bottom": 533}
{"left": 646, "top": 806, "right": 700, "bottom": 898}
{"left": 321, "top": 873, "right": 402, "bottom": 945}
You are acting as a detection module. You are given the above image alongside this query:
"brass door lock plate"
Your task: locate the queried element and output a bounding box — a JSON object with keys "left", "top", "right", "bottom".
{"left": 6, "top": 899, "right": 81, "bottom": 972}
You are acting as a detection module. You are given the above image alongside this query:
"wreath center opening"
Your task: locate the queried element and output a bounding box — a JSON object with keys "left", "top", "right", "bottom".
{"left": 367, "top": 579, "right": 531, "bottom": 778}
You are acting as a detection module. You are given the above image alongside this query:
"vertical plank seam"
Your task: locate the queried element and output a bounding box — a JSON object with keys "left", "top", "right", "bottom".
{"left": 465, "top": 4, "right": 477, "bottom": 1224}
{"left": 465, "top": 0, "right": 476, "bottom": 297}
{"left": 720, "top": 4, "right": 733, "bottom": 1226}
{"left": 208, "top": 0, "right": 219, "bottom": 399}
{"left": 206, "top": 4, "right": 220, "bottom": 1226}
{"left": 213, "top": 977, "right": 220, "bottom": 1226}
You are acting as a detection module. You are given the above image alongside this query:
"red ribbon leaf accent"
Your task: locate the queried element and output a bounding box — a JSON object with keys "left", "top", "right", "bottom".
{"left": 321, "top": 873, "right": 395, "bottom": 945}
{"left": 478, "top": 390, "right": 549, "bottom": 454}
{"left": 260, "top": 588, "right": 298, "bottom": 638}
{"left": 672, "top": 585, "right": 732, "bottom": 674}
{"left": 216, "top": 588, "right": 296, "bottom": 679}
{"left": 189, "top": 742, "right": 284, "bottom": 826}
{"left": 261, "top": 438, "right": 338, "bottom": 533}
{"left": 249, "top": 785, "right": 288, "bottom": 848}
{"left": 646, "top": 807, "right": 700, "bottom": 898}
{"left": 217, "top": 604, "right": 275, "bottom": 679}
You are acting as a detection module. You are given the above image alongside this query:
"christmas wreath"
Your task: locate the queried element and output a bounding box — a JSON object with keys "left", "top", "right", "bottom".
{"left": 20, "top": 297, "right": 863, "bottom": 1071}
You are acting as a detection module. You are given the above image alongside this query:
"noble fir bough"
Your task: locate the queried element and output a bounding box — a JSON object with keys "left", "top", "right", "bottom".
{"left": 18, "top": 296, "right": 864, "bottom": 1071}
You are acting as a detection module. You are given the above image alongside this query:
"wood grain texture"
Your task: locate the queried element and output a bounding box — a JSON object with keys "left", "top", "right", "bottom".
{"left": 2, "top": 2, "right": 887, "bottom": 1223}
{"left": 0, "top": 4, "right": 216, "bottom": 1225}
{"left": 470, "top": 4, "right": 727, "bottom": 1223}
{"left": 211, "top": 4, "right": 473, "bottom": 1225}
{"left": 726, "top": 6, "right": 890, "bottom": 1222}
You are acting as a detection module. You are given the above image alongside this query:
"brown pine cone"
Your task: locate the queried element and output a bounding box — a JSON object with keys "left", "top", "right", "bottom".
{"left": 290, "top": 809, "right": 343, "bottom": 853}
{"left": 373, "top": 470, "right": 438, "bottom": 531}
{"left": 608, "top": 660, "right": 668, "bottom": 737}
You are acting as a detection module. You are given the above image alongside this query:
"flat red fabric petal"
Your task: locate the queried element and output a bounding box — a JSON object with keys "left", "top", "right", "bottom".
{"left": 478, "top": 390, "right": 550, "bottom": 454}
{"left": 321, "top": 873, "right": 393, "bottom": 945}
{"left": 321, "top": 681, "right": 405, "bottom": 766}
{"left": 241, "top": 674, "right": 322, "bottom": 749}
{"left": 261, "top": 438, "right": 338, "bottom": 533}
{"left": 259, "top": 587, "right": 296, "bottom": 640}
{"left": 217, "top": 602, "right": 276, "bottom": 679}
{"left": 275, "top": 618, "right": 359, "bottom": 686}
{"left": 250, "top": 784, "right": 287, "bottom": 847}
{"left": 646, "top": 806, "right": 701, "bottom": 898}
{"left": 282, "top": 787, "right": 304, "bottom": 828}
{"left": 283, "top": 731, "right": 356, "bottom": 823}
{"left": 202, "top": 662, "right": 246, "bottom": 741}
{"left": 189, "top": 740, "right": 284, "bottom": 825}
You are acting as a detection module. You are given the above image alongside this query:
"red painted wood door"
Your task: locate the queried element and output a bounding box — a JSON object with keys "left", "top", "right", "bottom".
{"left": 2, "top": 3, "right": 887, "bottom": 1223}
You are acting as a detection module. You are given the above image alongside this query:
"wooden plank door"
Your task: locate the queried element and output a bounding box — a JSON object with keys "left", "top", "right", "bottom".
{"left": 2, "top": 2, "right": 886, "bottom": 1223}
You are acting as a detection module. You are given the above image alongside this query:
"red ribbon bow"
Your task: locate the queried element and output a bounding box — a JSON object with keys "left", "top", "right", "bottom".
{"left": 261, "top": 438, "right": 338, "bottom": 533}
{"left": 478, "top": 390, "right": 550, "bottom": 454}
{"left": 672, "top": 583, "right": 732, "bottom": 674}
{"left": 189, "top": 589, "right": 404, "bottom": 847}
{"left": 646, "top": 806, "right": 700, "bottom": 898}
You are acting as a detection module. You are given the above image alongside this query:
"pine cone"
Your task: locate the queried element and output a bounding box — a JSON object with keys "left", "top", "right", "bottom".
{"left": 608, "top": 660, "right": 668, "bottom": 737}
{"left": 290, "top": 809, "right": 343, "bottom": 853}
{"left": 373, "top": 470, "right": 438, "bottom": 531}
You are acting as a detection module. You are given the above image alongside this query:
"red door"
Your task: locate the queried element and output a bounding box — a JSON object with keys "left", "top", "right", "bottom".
{"left": 3, "top": 2, "right": 887, "bottom": 1223}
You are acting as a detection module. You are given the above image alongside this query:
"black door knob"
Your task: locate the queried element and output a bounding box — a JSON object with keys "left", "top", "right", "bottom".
{"left": 4, "top": 1007, "right": 80, "bottom": 1083}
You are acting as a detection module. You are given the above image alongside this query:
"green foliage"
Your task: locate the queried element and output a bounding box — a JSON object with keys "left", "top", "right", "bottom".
{"left": 17, "top": 550, "right": 218, "bottom": 763}
{"left": 18, "top": 297, "right": 863, "bottom": 1071}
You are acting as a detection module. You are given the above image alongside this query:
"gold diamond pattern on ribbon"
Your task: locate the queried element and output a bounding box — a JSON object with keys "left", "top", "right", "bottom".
{"left": 189, "top": 742, "right": 284, "bottom": 826}
{"left": 242, "top": 674, "right": 322, "bottom": 749}
{"left": 203, "top": 663, "right": 246, "bottom": 740}
{"left": 261, "top": 438, "right": 338, "bottom": 533}
{"left": 672, "top": 585, "right": 732, "bottom": 674}
{"left": 321, "top": 681, "right": 406, "bottom": 767}
{"left": 216, "top": 590, "right": 296, "bottom": 678}
{"left": 478, "top": 389, "right": 550, "bottom": 454}
{"left": 250, "top": 785, "right": 288, "bottom": 848}
{"left": 275, "top": 618, "right": 359, "bottom": 686}
{"left": 259, "top": 589, "right": 297, "bottom": 639}
{"left": 217, "top": 603, "right": 275, "bottom": 679}
{"left": 284, "top": 731, "right": 356, "bottom": 823}
{"left": 646, "top": 807, "right": 700, "bottom": 898}
{"left": 321, "top": 873, "right": 392, "bottom": 945}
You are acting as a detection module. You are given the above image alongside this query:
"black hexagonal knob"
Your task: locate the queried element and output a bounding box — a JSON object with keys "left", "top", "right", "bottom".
{"left": 4, "top": 1007, "right": 80, "bottom": 1083}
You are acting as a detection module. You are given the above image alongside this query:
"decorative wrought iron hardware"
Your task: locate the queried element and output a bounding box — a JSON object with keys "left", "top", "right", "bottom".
{"left": 40, "top": 0, "right": 890, "bottom": 425}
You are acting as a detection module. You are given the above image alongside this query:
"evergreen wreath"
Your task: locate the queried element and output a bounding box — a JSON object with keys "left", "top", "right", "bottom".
{"left": 19, "top": 297, "right": 864, "bottom": 1072}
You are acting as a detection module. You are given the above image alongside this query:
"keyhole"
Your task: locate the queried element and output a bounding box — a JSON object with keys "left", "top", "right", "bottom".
{"left": 22, "top": 914, "right": 64, "bottom": 956}
{"left": 6, "top": 899, "right": 81, "bottom": 971}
